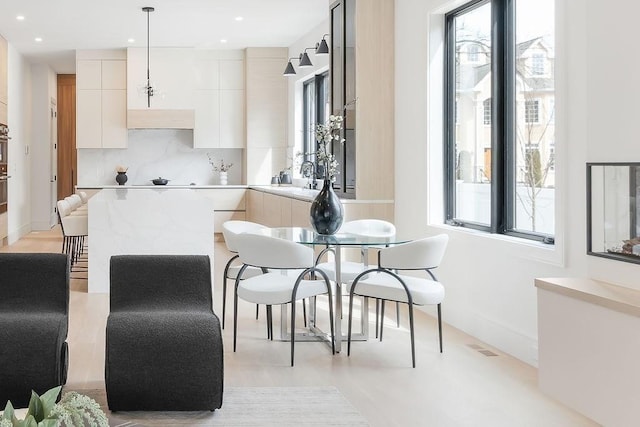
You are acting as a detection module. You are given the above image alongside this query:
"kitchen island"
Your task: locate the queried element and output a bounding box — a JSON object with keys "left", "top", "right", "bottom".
{"left": 87, "top": 188, "right": 215, "bottom": 293}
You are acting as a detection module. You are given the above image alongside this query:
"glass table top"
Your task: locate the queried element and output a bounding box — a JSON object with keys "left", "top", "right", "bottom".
{"left": 257, "top": 227, "right": 408, "bottom": 246}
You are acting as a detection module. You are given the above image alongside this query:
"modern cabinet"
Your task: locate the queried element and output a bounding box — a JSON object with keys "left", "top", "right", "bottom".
{"left": 127, "top": 48, "right": 196, "bottom": 110}
{"left": 196, "top": 188, "right": 247, "bottom": 232}
{"left": 193, "top": 52, "right": 245, "bottom": 149}
{"left": 76, "top": 53, "right": 127, "bottom": 148}
{"left": 329, "top": 0, "right": 394, "bottom": 200}
{"left": 246, "top": 189, "right": 311, "bottom": 228}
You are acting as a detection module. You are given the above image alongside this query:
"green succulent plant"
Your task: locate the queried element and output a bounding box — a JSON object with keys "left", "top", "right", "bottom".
{"left": 0, "top": 387, "right": 108, "bottom": 427}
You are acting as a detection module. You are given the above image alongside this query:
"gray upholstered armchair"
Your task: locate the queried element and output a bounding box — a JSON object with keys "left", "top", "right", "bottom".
{"left": 0, "top": 253, "right": 70, "bottom": 408}
{"left": 106, "top": 255, "right": 223, "bottom": 411}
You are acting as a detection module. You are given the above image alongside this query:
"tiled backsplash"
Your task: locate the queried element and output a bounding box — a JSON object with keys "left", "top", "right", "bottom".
{"left": 77, "top": 129, "right": 242, "bottom": 186}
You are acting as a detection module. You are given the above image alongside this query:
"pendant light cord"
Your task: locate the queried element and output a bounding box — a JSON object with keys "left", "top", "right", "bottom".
{"left": 143, "top": 7, "right": 154, "bottom": 107}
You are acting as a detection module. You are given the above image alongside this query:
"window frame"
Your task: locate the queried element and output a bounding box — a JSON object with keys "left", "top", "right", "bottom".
{"left": 444, "top": 0, "right": 553, "bottom": 243}
{"left": 302, "top": 71, "right": 330, "bottom": 174}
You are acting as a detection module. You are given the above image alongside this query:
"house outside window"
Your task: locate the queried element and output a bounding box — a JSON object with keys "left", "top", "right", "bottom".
{"left": 468, "top": 44, "right": 480, "bottom": 62}
{"left": 524, "top": 99, "right": 539, "bottom": 123}
{"left": 532, "top": 53, "right": 544, "bottom": 75}
{"left": 444, "top": 0, "right": 555, "bottom": 239}
{"left": 483, "top": 98, "right": 491, "bottom": 125}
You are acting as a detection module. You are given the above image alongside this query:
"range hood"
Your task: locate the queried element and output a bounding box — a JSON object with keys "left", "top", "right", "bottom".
{"left": 127, "top": 109, "right": 195, "bottom": 129}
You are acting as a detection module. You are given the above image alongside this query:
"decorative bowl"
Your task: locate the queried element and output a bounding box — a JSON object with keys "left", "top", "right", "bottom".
{"left": 152, "top": 177, "right": 169, "bottom": 185}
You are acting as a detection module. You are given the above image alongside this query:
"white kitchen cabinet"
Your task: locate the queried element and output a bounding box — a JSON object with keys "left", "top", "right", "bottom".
{"left": 101, "top": 61, "right": 126, "bottom": 90}
{"left": 220, "top": 90, "right": 244, "bottom": 148}
{"left": 76, "top": 54, "right": 127, "bottom": 148}
{"left": 219, "top": 60, "right": 244, "bottom": 90}
{"left": 101, "top": 90, "right": 127, "bottom": 148}
{"left": 127, "top": 48, "right": 196, "bottom": 110}
{"left": 76, "top": 90, "right": 102, "bottom": 148}
{"left": 194, "top": 89, "right": 244, "bottom": 149}
{"left": 76, "top": 60, "right": 101, "bottom": 89}
{"left": 195, "top": 60, "right": 219, "bottom": 90}
{"left": 193, "top": 90, "right": 220, "bottom": 149}
{"left": 196, "top": 188, "right": 247, "bottom": 233}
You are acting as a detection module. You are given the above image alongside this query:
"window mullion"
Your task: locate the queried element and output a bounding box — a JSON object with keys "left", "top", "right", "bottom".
{"left": 491, "top": 0, "right": 506, "bottom": 234}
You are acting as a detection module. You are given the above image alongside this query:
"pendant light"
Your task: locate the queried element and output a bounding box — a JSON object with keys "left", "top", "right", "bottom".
{"left": 142, "top": 6, "right": 155, "bottom": 108}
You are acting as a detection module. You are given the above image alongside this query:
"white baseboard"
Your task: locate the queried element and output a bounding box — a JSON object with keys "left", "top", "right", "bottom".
{"left": 31, "top": 221, "right": 53, "bottom": 231}
{"left": 8, "top": 223, "right": 32, "bottom": 245}
{"left": 417, "top": 306, "right": 539, "bottom": 367}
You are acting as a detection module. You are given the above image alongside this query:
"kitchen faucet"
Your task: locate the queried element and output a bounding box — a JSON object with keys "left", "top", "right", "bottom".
{"left": 300, "top": 161, "right": 317, "bottom": 189}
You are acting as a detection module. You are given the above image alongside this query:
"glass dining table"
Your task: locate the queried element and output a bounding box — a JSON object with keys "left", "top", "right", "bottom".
{"left": 257, "top": 227, "right": 408, "bottom": 352}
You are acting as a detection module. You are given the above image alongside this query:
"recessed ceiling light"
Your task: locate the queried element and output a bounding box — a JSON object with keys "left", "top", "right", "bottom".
{"left": 34, "top": 37, "right": 43, "bottom": 42}
{"left": 16, "top": 15, "right": 25, "bottom": 21}
{"left": 128, "top": 38, "right": 135, "bottom": 43}
{"left": 220, "top": 39, "right": 228, "bottom": 44}
{"left": 235, "top": 16, "right": 243, "bottom": 21}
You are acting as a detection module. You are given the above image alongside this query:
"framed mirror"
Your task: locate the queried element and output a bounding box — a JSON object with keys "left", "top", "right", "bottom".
{"left": 587, "top": 162, "right": 640, "bottom": 264}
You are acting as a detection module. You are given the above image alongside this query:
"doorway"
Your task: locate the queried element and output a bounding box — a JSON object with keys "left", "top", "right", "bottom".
{"left": 57, "top": 74, "right": 76, "bottom": 200}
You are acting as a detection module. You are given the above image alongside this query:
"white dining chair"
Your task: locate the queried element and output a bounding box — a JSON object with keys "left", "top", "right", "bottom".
{"left": 233, "top": 233, "right": 335, "bottom": 366}
{"left": 221, "top": 220, "right": 268, "bottom": 330}
{"left": 315, "top": 219, "right": 396, "bottom": 283}
{"left": 315, "top": 219, "right": 399, "bottom": 331}
{"left": 347, "top": 234, "right": 449, "bottom": 368}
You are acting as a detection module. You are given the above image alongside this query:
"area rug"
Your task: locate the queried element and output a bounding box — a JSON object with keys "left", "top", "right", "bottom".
{"left": 73, "top": 387, "right": 369, "bottom": 426}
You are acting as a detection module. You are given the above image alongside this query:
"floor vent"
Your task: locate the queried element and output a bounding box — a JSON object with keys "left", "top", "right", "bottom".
{"left": 467, "top": 343, "right": 499, "bottom": 356}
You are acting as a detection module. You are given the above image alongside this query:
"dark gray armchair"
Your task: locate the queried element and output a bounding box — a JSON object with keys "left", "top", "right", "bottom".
{"left": 106, "top": 255, "right": 223, "bottom": 411}
{"left": 0, "top": 253, "right": 70, "bottom": 408}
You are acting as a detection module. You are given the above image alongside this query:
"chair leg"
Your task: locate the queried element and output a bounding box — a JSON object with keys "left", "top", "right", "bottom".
{"left": 233, "top": 284, "right": 239, "bottom": 352}
{"left": 438, "top": 303, "right": 443, "bottom": 353}
{"left": 327, "top": 287, "right": 335, "bottom": 356}
{"left": 302, "top": 299, "right": 307, "bottom": 327}
{"left": 347, "top": 292, "right": 355, "bottom": 356}
{"left": 221, "top": 276, "right": 228, "bottom": 329}
{"left": 396, "top": 302, "right": 400, "bottom": 327}
{"left": 221, "top": 256, "right": 236, "bottom": 330}
{"left": 375, "top": 298, "right": 380, "bottom": 339}
{"left": 291, "top": 302, "right": 296, "bottom": 367}
{"left": 379, "top": 300, "right": 386, "bottom": 342}
{"left": 408, "top": 303, "right": 416, "bottom": 368}
{"left": 267, "top": 305, "right": 273, "bottom": 340}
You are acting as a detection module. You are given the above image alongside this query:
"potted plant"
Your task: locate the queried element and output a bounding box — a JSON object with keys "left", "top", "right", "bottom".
{"left": 0, "top": 387, "right": 108, "bottom": 427}
{"left": 207, "top": 154, "right": 233, "bottom": 185}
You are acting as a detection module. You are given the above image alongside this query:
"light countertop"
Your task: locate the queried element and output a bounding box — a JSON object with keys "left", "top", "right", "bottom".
{"left": 77, "top": 184, "right": 394, "bottom": 204}
{"left": 535, "top": 277, "right": 640, "bottom": 318}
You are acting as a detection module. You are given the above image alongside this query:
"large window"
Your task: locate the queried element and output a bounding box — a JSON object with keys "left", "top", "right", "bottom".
{"left": 302, "top": 72, "right": 329, "bottom": 173}
{"left": 444, "top": 0, "right": 555, "bottom": 241}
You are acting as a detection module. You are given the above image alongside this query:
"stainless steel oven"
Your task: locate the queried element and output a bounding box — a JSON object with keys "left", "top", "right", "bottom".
{"left": 0, "top": 123, "right": 9, "bottom": 214}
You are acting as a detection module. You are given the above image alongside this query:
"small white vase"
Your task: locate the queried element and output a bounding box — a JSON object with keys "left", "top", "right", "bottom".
{"left": 219, "top": 171, "right": 228, "bottom": 185}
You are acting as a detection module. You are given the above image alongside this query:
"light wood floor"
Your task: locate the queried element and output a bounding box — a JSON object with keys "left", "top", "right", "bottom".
{"left": 1, "top": 227, "right": 597, "bottom": 426}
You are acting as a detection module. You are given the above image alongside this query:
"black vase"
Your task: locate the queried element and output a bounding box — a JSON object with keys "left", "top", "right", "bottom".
{"left": 310, "top": 179, "right": 344, "bottom": 235}
{"left": 115, "top": 172, "right": 128, "bottom": 186}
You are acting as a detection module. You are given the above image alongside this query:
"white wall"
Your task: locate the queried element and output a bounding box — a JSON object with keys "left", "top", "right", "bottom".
{"left": 6, "top": 44, "right": 32, "bottom": 242}
{"left": 77, "top": 130, "right": 243, "bottom": 186}
{"left": 287, "top": 19, "right": 330, "bottom": 177}
{"left": 395, "top": 0, "right": 595, "bottom": 366}
{"left": 30, "top": 63, "right": 56, "bottom": 230}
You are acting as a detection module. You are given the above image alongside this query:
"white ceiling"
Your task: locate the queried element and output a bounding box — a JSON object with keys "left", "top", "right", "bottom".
{"left": 0, "top": 0, "right": 329, "bottom": 73}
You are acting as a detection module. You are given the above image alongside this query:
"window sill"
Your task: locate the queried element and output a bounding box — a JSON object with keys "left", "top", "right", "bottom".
{"left": 427, "top": 223, "right": 564, "bottom": 267}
